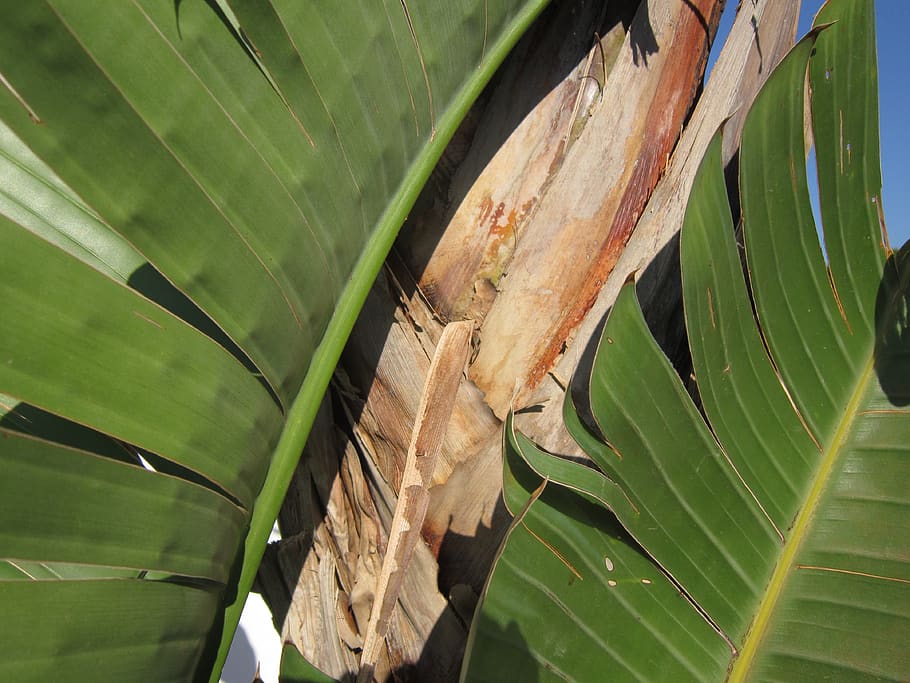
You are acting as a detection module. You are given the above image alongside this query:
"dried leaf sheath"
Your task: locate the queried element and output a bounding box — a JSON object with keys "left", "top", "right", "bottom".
{"left": 358, "top": 320, "right": 474, "bottom": 682}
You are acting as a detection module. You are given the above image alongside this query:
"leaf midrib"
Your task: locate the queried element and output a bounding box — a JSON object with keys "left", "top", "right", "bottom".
{"left": 728, "top": 355, "right": 876, "bottom": 681}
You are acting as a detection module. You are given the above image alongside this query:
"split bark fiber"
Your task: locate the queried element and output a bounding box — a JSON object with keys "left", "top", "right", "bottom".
{"left": 357, "top": 320, "right": 474, "bottom": 683}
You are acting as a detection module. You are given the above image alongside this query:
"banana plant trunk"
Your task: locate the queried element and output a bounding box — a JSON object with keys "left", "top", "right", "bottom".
{"left": 257, "top": 1, "right": 802, "bottom": 679}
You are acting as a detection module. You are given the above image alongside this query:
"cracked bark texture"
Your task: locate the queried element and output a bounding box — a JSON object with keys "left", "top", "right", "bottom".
{"left": 255, "top": 0, "right": 801, "bottom": 680}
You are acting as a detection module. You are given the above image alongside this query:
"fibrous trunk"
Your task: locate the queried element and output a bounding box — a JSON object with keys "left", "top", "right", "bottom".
{"left": 256, "top": 0, "right": 801, "bottom": 679}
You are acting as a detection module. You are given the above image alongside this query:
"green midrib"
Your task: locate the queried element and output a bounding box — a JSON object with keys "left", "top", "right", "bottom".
{"left": 728, "top": 356, "right": 876, "bottom": 681}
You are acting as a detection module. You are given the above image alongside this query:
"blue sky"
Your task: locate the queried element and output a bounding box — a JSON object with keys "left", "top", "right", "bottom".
{"left": 711, "top": 1, "right": 908, "bottom": 248}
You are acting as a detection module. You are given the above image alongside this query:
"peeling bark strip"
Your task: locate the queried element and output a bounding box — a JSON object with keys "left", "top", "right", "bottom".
{"left": 469, "top": 0, "right": 725, "bottom": 417}
{"left": 357, "top": 320, "right": 474, "bottom": 682}
{"left": 523, "top": 0, "right": 725, "bottom": 395}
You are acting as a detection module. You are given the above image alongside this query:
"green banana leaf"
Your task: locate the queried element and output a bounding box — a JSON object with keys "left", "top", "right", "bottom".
{"left": 463, "top": 0, "right": 910, "bottom": 680}
{"left": 279, "top": 644, "right": 336, "bottom": 683}
{"left": 0, "top": 1, "right": 550, "bottom": 680}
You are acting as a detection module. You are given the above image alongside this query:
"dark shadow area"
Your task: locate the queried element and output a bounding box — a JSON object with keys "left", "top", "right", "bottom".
{"left": 384, "top": 605, "right": 471, "bottom": 682}
{"left": 127, "top": 263, "right": 281, "bottom": 409}
{"left": 331, "top": 266, "right": 409, "bottom": 428}
{"left": 0, "top": 399, "right": 242, "bottom": 511}
{"left": 637, "top": 233, "right": 694, "bottom": 390}
{"left": 874, "top": 246, "right": 910, "bottom": 406}
{"left": 0, "top": 399, "right": 245, "bottom": 510}
{"left": 253, "top": 392, "right": 342, "bottom": 633}
{"left": 142, "top": 447, "right": 245, "bottom": 508}
{"left": 681, "top": 0, "right": 712, "bottom": 36}
{"left": 540, "top": 476, "right": 653, "bottom": 565}
{"left": 175, "top": 0, "right": 261, "bottom": 76}
{"left": 393, "top": 614, "right": 537, "bottom": 683}
{"left": 0, "top": 401, "right": 139, "bottom": 465}
{"left": 629, "top": 0, "right": 659, "bottom": 66}
{"left": 506, "top": 411, "right": 653, "bottom": 566}
{"left": 723, "top": 148, "right": 743, "bottom": 223}
{"left": 568, "top": 231, "right": 693, "bottom": 438}
{"left": 435, "top": 499, "right": 512, "bottom": 600}
{"left": 568, "top": 134, "right": 749, "bottom": 435}
{"left": 751, "top": 14, "right": 764, "bottom": 73}
{"left": 532, "top": 434, "right": 649, "bottom": 573}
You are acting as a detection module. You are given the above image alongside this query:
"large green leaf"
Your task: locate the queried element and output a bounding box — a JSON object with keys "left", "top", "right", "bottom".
{"left": 0, "top": 0, "right": 550, "bottom": 679}
{"left": 1, "top": 579, "right": 222, "bottom": 681}
{"left": 464, "top": 0, "right": 910, "bottom": 680}
{"left": 279, "top": 643, "right": 337, "bottom": 683}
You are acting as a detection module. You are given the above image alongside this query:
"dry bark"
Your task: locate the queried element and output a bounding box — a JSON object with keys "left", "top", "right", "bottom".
{"left": 357, "top": 321, "right": 474, "bottom": 682}
{"left": 257, "top": 1, "right": 802, "bottom": 680}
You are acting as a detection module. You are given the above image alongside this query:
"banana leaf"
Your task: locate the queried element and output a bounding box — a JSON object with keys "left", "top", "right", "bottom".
{"left": 463, "top": 0, "right": 910, "bottom": 680}
{"left": 0, "top": 0, "right": 550, "bottom": 679}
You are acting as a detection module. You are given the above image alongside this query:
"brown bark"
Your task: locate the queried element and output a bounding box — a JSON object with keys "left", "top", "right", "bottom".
{"left": 257, "top": 0, "right": 801, "bottom": 680}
